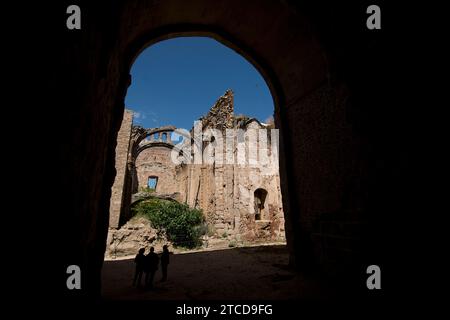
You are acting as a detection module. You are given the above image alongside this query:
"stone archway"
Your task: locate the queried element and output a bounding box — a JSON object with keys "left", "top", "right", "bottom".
{"left": 45, "top": 0, "right": 387, "bottom": 298}
{"left": 116, "top": 20, "right": 326, "bottom": 278}
{"left": 113, "top": 125, "right": 186, "bottom": 227}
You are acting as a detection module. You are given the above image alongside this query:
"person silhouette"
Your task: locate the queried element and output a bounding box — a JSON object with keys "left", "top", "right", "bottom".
{"left": 133, "top": 248, "right": 146, "bottom": 287}
{"left": 144, "top": 246, "right": 159, "bottom": 289}
{"left": 160, "top": 245, "right": 170, "bottom": 281}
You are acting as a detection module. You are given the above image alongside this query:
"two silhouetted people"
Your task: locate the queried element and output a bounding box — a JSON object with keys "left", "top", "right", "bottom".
{"left": 161, "top": 245, "right": 170, "bottom": 281}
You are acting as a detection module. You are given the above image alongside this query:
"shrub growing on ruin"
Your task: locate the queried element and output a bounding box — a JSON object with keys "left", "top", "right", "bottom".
{"left": 133, "top": 198, "right": 204, "bottom": 248}
{"left": 140, "top": 186, "right": 155, "bottom": 193}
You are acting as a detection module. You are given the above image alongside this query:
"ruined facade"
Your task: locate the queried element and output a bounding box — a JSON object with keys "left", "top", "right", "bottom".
{"left": 109, "top": 90, "right": 285, "bottom": 242}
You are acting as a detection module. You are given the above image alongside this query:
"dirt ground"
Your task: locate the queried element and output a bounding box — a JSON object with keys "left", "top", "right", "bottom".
{"left": 101, "top": 244, "right": 337, "bottom": 300}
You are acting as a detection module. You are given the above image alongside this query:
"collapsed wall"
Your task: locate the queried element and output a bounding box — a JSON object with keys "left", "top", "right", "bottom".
{"left": 108, "top": 90, "right": 285, "bottom": 243}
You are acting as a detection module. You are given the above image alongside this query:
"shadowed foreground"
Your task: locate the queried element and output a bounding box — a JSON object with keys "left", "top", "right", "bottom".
{"left": 102, "top": 245, "right": 337, "bottom": 300}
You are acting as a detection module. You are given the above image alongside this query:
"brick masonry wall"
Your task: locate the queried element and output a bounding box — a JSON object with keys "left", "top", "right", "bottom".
{"left": 135, "top": 146, "right": 178, "bottom": 194}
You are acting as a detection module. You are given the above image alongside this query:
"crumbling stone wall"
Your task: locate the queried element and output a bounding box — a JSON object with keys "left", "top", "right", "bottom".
{"left": 180, "top": 90, "right": 285, "bottom": 241}
{"left": 135, "top": 146, "right": 177, "bottom": 194}
{"left": 200, "top": 89, "right": 234, "bottom": 130}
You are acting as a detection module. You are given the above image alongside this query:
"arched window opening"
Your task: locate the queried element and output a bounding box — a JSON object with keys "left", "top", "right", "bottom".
{"left": 254, "top": 188, "right": 268, "bottom": 221}
{"left": 148, "top": 176, "right": 158, "bottom": 190}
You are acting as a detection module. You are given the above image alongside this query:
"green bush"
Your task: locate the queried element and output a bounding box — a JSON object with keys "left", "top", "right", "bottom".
{"left": 133, "top": 198, "right": 204, "bottom": 248}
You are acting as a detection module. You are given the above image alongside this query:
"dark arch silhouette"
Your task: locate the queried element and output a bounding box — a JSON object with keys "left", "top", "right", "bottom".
{"left": 38, "top": 0, "right": 389, "bottom": 299}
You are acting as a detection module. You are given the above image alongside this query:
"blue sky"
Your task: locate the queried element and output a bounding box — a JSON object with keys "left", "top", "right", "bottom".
{"left": 125, "top": 37, "right": 274, "bottom": 130}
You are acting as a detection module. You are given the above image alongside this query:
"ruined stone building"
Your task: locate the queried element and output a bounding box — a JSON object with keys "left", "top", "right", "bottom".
{"left": 109, "top": 90, "right": 285, "bottom": 242}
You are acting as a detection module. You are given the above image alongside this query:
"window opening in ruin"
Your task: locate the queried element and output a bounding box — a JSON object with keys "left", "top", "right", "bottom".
{"left": 148, "top": 176, "right": 158, "bottom": 190}
{"left": 254, "top": 188, "right": 268, "bottom": 220}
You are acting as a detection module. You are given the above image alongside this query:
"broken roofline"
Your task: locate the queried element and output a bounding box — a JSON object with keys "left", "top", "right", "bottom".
{"left": 170, "top": 120, "right": 280, "bottom": 171}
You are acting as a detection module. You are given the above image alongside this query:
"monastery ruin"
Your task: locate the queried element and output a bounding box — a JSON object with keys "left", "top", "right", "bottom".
{"left": 108, "top": 90, "right": 285, "bottom": 247}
